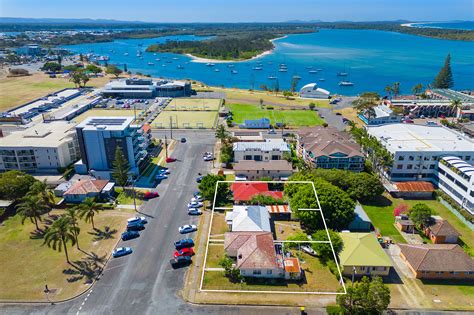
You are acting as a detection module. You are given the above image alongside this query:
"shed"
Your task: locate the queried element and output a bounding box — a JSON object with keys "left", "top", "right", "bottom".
{"left": 348, "top": 203, "right": 372, "bottom": 232}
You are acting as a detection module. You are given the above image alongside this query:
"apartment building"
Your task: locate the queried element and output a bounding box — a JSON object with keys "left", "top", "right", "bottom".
{"left": 0, "top": 121, "right": 80, "bottom": 172}
{"left": 233, "top": 139, "right": 290, "bottom": 162}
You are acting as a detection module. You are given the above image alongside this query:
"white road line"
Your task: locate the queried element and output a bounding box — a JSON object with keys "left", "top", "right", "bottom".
{"left": 81, "top": 302, "right": 85, "bottom": 306}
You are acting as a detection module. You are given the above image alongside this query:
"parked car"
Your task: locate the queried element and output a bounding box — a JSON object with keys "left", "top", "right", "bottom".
{"left": 178, "top": 224, "right": 197, "bottom": 234}
{"left": 127, "top": 223, "right": 145, "bottom": 231}
{"left": 196, "top": 176, "right": 204, "bottom": 183}
{"left": 112, "top": 247, "right": 133, "bottom": 258}
{"left": 174, "top": 247, "right": 194, "bottom": 258}
{"left": 203, "top": 155, "right": 214, "bottom": 161}
{"left": 335, "top": 112, "right": 342, "bottom": 116}
{"left": 121, "top": 230, "right": 140, "bottom": 241}
{"left": 301, "top": 245, "right": 317, "bottom": 256}
{"left": 143, "top": 191, "right": 159, "bottom": 199}
{"left": 188, "top": 208, "right": 202, "bottom": 215}
{"left": 158, "top": 168, "right": 170, "bottom": 175}
{"left": 174, "top": 238, "right": 195, "bottom": 250}
{"left": 180, "top": 137, "right": 187, "bottom": 143}
{"left": 268, "top": 129, "right": 276, "bottom": 134}
{"left": 170, "top": 256, "right": 192, "bottom": 268}
{"left": 193, "top": 191, "right": 202, "bottom": 198}
{"left": 188, "top": 201, "right": 203, "bottom": 208}
{"left": 191, "top": 196, "right": 203, "bottom": 202}
{"left": 156, "top": 174, "right": 168, "bottom": 180}
{"left": 127, "top": 216, "right": 148, "bottom": 225}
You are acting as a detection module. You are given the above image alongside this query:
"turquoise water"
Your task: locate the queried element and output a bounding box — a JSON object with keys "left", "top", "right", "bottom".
{"left": 63, "top": 29, "right": 474, "bottom": 95}
{"left": 412, "top": 21, "right": 474, "bottom": 30}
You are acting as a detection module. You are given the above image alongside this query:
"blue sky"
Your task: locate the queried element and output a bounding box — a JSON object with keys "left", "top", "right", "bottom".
{"left": 1, "top": 0, "right": 473, "bottom": 22}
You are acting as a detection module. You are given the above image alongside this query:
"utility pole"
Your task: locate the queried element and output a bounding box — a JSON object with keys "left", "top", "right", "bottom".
{"left": 169, "top": 116, "right": 173, "bottom": 139}
{"left": 164, "top": 135, "right": 168, "bottom": 159}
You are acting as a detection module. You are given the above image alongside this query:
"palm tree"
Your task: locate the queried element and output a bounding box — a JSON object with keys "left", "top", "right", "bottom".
{"left": 384, "top": 85, "right": 392, "bottom": 99}
{"left": 392, "top": 82, "right": 401, "bottom": 98}
{"left": 16, "top": 194, "right": 49, "bottom": 230}
{"left": 43, "top": 216, "right": 77, "bottom": 264}
{"left": 411, "top": 83, "right": 423, "bottom": 97}
{"left": 450, "top": 98, "right": 462, "bottom": 122}
{"left": 65, "top": 206, "right": 81, "bottom": 250}
{"left": 29, "top": 179, "right": 55, "bottom": 206}
{"left": 215, "top": 124, "right": 230, "bottom": 143}
{"left": 78, "top": 197, "right": 101, "bottom": 229}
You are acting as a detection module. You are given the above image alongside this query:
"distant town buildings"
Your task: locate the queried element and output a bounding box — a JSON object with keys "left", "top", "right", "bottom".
{"left": 299, "top": 83, "right": 331, "bottom": 99}
{"left": 297, "top": 126, "right": 364, "bottom": 172}
{"left": 0, "top": 121, "right": 80, "bottom": 173}
{"left": 102, "top": 78, "right": 192, "bottom": 98}
{"left": 74, "top": 117, "right": 151, "bottom": 179}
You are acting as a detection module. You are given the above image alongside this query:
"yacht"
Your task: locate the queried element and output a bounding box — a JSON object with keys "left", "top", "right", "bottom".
{"left": 227, "top": 64, "right": 235, "bottom": 68}
{"left": 339, "top": 81, "right": 354, "bottom": 86}
{"left": 337, "top": 72, "right": 349, "bottom": 76}
{"left": 148, "top": 62, "right": 154, "bottom": 66}
{"left": 253, "top": 66, "right": 263, "bottom": 71}
{"left": 162, "top": 64, "right": 167, "bottom": 67}
{"left": 172, "top": 57, "right": 179, "bottom": 60}
{"left": 206, "top": 63, "right": 215, "bottom": 67}
{"left": 278, "top": 68, "right": 288, "bottom": 72}
{"left": 231, "top": 70, "right": 238, "bottom": 74}
{"left": 155, "top": 58, "right": 161, "bottom": 61}
{"left": 124, "top": 52, "right": 129, "bottom": 56}
{"left": 292, "top": 75, "right": 302, "bottom": 80}
{"left": 177, "top": 65, "right": 184, "bottom": 69}
{"left": 268, "top": 76, "right": 277, "bottom": 80}
{"left": 319, "top": 78, "right": 326, "bottom": 82}
{"left": 214, "top": 68, "right": 220, "bottom": 72}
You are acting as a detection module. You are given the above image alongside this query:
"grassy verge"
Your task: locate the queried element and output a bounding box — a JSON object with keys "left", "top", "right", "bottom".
{"left": 228, "top": 103, "right": 324, "bottom": 127}
{"left": 115, "top": 187, "right": 144, "bottom": 206}
{"left": 206, "top": 244, "right": 225, "bottom": 268}
{"left": 0, "top": 73, "right": 110, "bottom": 112}
{"left": 209, "top": 212, "right": 228, "bottom": 238}
{"left": 0, "top": 208, "right": 132, "bottom": 301}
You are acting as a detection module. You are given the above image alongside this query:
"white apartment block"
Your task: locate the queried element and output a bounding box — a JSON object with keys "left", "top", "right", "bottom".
{"left": 367, "top": 124, "right": 474, "bottom": 183}
{"left": 438, "top": 156, "right": 474, "bottom": 215}
{"left": 0, "top": 121, "right": 80, "bottom": 172}
{"left": 233, "top": 139, "right": 290, "bottom": 162}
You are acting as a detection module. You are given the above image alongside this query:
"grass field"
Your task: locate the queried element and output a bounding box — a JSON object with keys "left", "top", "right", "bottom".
{"left": 0, "top": 208, "right": 132, "bottom": 301}
{"left": 204, "top": 86, "right": 331, "bottom": 108}
{"left": 362, "top": 194, "right": 474, "bottom": 253}
{"left": 72, "top": 109, "right": 139, "bottom": 123}
{"left": 0, "top": 73, "right": 110, "bottom": 112}
{"left": 228, "top": 103, "right": 324, "bottom": 127}
{"left": 165, "top": 98, "right": 222, "bottom": 111}
{"left": 152, "top": 111, "right": 218, "bottom": 129}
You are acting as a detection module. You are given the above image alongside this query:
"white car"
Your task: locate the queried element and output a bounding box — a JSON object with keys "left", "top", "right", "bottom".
{"left": 188, "top": 201, "right": 203, "bottom": 208}
{"left": 127, "top": 216, "right": 148, "bottom": 225}
{"left": 179, "top": 224, "right": 198, "bottom": 234}
{"left": 191, "top": 196, "right": 203, "bottom": 203}
{"left": 188, "top": 208, "right": 202, "bottom": 215}
{"left": 301, "top": 245, "right": 317, "bottom": 256}
{"left": 203, "top": 155, "right": 214, "bottom": 161}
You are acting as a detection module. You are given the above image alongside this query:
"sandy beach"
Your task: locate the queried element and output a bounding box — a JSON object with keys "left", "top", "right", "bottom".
{"left": 187, "top": 35, "right": 287, "bottom": 63}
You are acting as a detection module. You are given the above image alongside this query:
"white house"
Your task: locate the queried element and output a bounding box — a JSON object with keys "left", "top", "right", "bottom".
{"left": 299, "top": 83, "right": 330, "bottom": 99}
{"left": 233, "top": 139, "right": 290, "bottom": 162}
{"left": 225, "top": 205, "right": 272, "bottom": 232}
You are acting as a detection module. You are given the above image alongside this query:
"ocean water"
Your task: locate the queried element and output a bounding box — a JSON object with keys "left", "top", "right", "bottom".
{"left": 411, "top": 21, "right": 474, "bottom": 30}
{"left": 63, "top": 29, "right": 474, "bottom": 96}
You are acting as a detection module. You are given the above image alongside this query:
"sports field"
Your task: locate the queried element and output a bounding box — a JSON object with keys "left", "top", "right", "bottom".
{"left": 72, "top": 109, "right": 139, "bottom": 123}
{"left": 152, "top": 111, "right": 218, "bottom": 129}
{"left": 164, "top": 98, "right": 222, "bottom": 111}
{"left": 228, "top": 103, "right": 324, "bottom": 127}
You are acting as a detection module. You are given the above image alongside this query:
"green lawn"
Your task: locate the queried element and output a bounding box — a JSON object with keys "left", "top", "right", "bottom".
{"left": 206, "top": 244, "right": 225, "bottom": 268}
{"left": 115, "top": 187, "right": 144, "bottom": 206}
{"left": 362, "top": 194, "right": 474, "bottom": 254}
{"left": 228, "top": 103, "right": 324, "bottom": 127}
{"left": 0, "top": 208, "right": 132, "bottom": 301}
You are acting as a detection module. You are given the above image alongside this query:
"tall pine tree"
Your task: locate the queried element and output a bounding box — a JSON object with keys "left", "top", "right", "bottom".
{"left": 112, "top": 146, "right": 130, "bottom": 187}
{"left": 433, "top": 53, "right": 454, "bottom": 89}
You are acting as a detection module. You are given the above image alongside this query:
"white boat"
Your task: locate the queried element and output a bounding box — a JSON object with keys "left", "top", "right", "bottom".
{"left": 206, "top": 63, "right": 215, "bottom": 67}
{"left": 231, "top": 70, "right": 238, "bottom": 74}
{"left": 214, "top": 68, "right": 220, "bottom": 72}
{"left": 162, "top": 64, "right": 167, "bottom": 67}
{"left": 319, "top": 78, "right": 326, "bottom": 81}
{"left": 253, "top": 67, "right": 263, "bottom": 70}
{"left": 155, "top": 58, "right": 161, "bottom": 61}
{"left": 148, "top": 62, "right": 154, "bottom": 66}
{"left": 172, "top": 57, "right": 179, "bottom": 60}
{"left": 177, "top": 65, "right": 184, "bottom": 69}
{"left": 124, "top": 52, "right": 129, "bottom": 56}
{"left": 278, "top": 68, "right": 287, "bottom": 72}
{"left": 268, "top": 76, "right": 277, "bottom": 80}
{"left": 309, "top": 70, "right": 318, "bottom": 74}
{"left": 337, "top": 72, "right": 348, "bottom": 76}
{"left": 153, "top": 53, "right": 157, "bottom": 56}
{"left": 292, "top": 75, "right": 302, "bottom": 79}
{"left": 339, "top": 81, "right": 354, "bottom": 86}
{"left": 227, "top": 64, "right": 235, "bottom": 68}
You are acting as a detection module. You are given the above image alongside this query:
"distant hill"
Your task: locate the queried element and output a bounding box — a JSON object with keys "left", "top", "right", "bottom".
{"left": 0, "top": 17, "right": 145, "bottom": 24}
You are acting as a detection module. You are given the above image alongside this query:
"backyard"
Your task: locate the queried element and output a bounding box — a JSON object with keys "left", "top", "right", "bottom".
{"left": 362, "top": 194, "right": 474, "bottom": 255}
{"left": 0, "top": 208, "right": 132, "bottom": 301}
{"left": 228, "top": 103, "right": 324, "bottom": 127}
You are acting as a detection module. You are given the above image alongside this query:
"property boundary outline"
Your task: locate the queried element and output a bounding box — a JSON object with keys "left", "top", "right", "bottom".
{"left": 199, "top": 180, "right": 347, "bottom": 295}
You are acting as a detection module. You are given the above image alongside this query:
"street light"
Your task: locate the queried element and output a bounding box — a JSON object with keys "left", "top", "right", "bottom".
{"left": 127, "top": 175, "right": 137, "bottom": 213}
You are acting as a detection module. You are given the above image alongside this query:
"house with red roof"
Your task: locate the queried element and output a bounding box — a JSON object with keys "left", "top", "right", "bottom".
{"left": 63, "top": 179, "right": 115, "bottom": 203}
{"left": 231, "top": 182, "right": 283, "bottom": 203}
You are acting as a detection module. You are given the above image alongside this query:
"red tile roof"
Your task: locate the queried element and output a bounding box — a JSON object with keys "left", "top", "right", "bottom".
{"left": 231, "top": 182, "right": 283, "bottom": 202}
{"left": 284, "top": 257, "right": 301, "bottom": 273}
{"left": 64, "top": 179, "right": 109, "bottom": 195}
{"left": 395, "top": 181, "right": 434, "bottom": 192}
{"left": 224, "top": 232, "right": 278, "bottom": 269}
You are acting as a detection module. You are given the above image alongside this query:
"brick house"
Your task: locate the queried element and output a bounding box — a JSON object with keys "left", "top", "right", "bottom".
{"left": 424, "top": 218, "right": 460, "bottom": 244}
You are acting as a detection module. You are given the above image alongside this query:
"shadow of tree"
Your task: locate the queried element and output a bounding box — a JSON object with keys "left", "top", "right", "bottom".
{"left": 29, "top": 228, "right": 46, "bottom": 239}
{"left": 88, "top": 226, "right": 118, "bottom": 241}
{"left": 63, "top": 252, "right": 107, "bottom": 284}
{"left": 30, "top": 215, "right": 60, "bottom": 239}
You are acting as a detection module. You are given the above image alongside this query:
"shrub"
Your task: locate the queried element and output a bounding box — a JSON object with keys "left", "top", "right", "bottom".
{"left": 9, "top": 68, "right": 29, "bottom": 76}
{"left": 266, "top": 106, "right": 274, "bottom": 110}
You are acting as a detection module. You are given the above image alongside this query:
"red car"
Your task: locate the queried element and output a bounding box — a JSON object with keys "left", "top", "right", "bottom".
{"left": 143, "top": 191, "right": 159, "bottom": 199}
{"left": 174, "top": 247, "right": 194, "bottom": 258}
{"left": 166, "top": 157, "right": 176, "bottom": 163}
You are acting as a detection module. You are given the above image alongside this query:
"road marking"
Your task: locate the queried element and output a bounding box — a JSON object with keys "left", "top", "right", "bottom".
{"left": 84, "top": 298, "right": 87, "bottom": 301}
{"left": 81, "top": 302, "right": 85, "bottom": 306}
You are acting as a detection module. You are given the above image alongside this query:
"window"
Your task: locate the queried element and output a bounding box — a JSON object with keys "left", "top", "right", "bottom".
{"left": 431, "top": 156, "right": 438, "bottom": 161}
{"left": 253, "top": 270, "right": 261, "bottom": 275}
{"left": 267, "top": 270, "right": 272, "bottom": 275}
{"left": 398, "top": 156, "right": 405, "bottom": 161}
{"left": 407, "top": 164, "right": 413, "bottom": 169}
{"left": 429, "top": 165, "right": 435, "bottom": 169}
{"left": 465, "top": 156, "right": 471, "bottom": 161}
{"left": 408, "top": 156, "right": 414, "bottom": 161}
{"left": 397, "top": 164, "right": 403, "bottom": 169}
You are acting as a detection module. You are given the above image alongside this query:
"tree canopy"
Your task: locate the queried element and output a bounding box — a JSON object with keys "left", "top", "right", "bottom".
{"left": 433, "top": 53, "right": 454, "bottom": 89}
{"left": 0, "top": 170, "right": 37, "bottom": 200}
{"left": 105, "top": 64, "right": 123, "bottom": 78}
{"left": 112, "top": 146, "right": 130, "bottom": 187}
{"left": 311, "top": 229, "right": 344, "bottom": 262}
{"left": 336, "top": 276, "right": 391, "bottom": 314}
{"left": 409, "top": 203, "right": 433, "bottom": 229}
{"left": 198, "top": 174, "right": 228, "bottom": 202}
{"left": 41, "top": 61, "right": 62, "bottom": 72}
